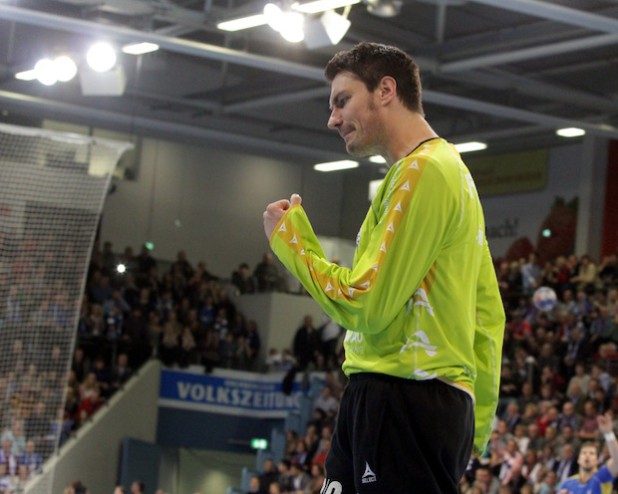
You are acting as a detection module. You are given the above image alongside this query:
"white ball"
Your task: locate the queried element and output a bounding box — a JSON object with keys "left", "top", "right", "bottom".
{"left": 533, "top": 286, "right": 557, "bottom": 312}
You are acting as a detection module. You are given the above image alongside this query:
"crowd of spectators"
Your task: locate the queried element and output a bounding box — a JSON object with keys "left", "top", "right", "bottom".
{"left": 246, "top": 250, "right": 618, "bottom": 494}
{"left": 3, "top": 231, "right": 618, "bottom": 493}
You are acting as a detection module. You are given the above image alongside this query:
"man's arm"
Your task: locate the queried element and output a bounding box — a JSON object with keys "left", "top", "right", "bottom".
{"left": 598, "top": 412, "right": 618, "bottom": 476}
{"left": 263, "top": 156, "right": 455, "bottom": 335}
{"left": 472, "top": 242, "right": 505, "bottom": 455}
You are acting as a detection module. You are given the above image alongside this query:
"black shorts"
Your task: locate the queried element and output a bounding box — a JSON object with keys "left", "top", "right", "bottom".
{"left": 321, "top": 373, "right": 474, "bottom": 494}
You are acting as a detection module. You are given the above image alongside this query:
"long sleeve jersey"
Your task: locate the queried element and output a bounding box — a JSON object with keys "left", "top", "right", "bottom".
{"left": 270, "top": 137, "right": 505, "bottom": 454}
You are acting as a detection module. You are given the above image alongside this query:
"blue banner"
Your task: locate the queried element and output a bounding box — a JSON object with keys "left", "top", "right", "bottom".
{"left": 158, "top": 368, "right": 302, "bottom": 418}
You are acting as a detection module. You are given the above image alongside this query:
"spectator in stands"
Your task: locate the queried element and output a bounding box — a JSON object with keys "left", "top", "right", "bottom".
{"left": 555, "top": 443, "right": 578, "bottom": 485}
{"left": 1, "top": 419, "right": 25, "bottom": 456}
{"left": 268, "top": 481, "right": 282, "bottom": 494}
{"left": 259, "top": 459, "right": 279, "bottom": 494}
{"left": 254, "top": 253, "right": 279, "bottom": 292}
{"left": 110, "top": 353, "right": 132, "bottom": 394}
{"left": 521, "top": 253, "right": 541, "bottom": 296}
{"left": 0, "top": 438, "right": 17, "bottom": 476}
{"left": 18, "top": 439, "right": 42, "bottom": 475}
{"left": 136, "top": 244, "right": 157, "bottom": 280}
{"left": 239, "top": 320, "right": 261, "bottom": 371}
{"left": 559, "top": 411, "right": 618, "bottom": 492}
{"left": 0, "top": 463, "right": 14, "bottom": 492}
{"left": 246, "top": 474, "right": 262, "bottom": 494}
{"left": 292, "top": 315, "right": 320, "bottom": 371}
{"left": 288, "top": 462, "right": 310, "bottom": 493}
{"left": 232, "top": 263, "right": 258, "bottom": 295}
{"left": 570, "top": 254, "right": 598, "bottom": 293}
{"left": 171, "top": 250, "right": 194, "bottom": 281}
{"left": 558, "top": 401, "right": 582, "bottom": 432}
{"left": 91, "top": 355, "right": 112, "bottom": 398}
{"left": 474, "top": 465, "right": 500, "bottom": 494}
{"left": 578, "top": 399, "right": 600, "bottom": 441}
{"left": 71, "top": 347, "right": 89, "bottom": 383}
{"left": 276, "top": 459, "right": 293, "bottom": 492}
{"left": 123, "top": 308, "right": 151, "bottom": 368}
{"left": 313, "top": 386, "right": 339, "bottom": 418}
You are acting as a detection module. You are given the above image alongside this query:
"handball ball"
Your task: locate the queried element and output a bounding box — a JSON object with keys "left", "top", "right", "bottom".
{"left": 533, "top": 286, "right": 557, "bottom": 312}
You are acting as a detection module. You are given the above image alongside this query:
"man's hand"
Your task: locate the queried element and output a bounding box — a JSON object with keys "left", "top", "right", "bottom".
{"left": 598, "top": 411, "right": 614, "bottom": 435}
{"left": 263, "top": 193, "right": 302, "bottom": 240}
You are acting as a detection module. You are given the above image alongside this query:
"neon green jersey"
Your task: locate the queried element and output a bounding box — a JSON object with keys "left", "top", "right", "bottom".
{"left": 270, "top": 137, "right": 505, "bottom": 454}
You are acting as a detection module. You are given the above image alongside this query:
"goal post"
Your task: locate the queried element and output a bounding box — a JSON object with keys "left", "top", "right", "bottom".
{"left": 0, "top": 122, "right": 131, "bottom": 493}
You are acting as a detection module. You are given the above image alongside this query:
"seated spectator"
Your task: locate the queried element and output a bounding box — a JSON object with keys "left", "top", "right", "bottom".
{"left": 18, "top": 439, "right": 42, "bottom": 475}
{"left": 258, "top": 459, "right": 278, "bottom": 494}
{"left": 110, "top": 353, "right": 133, "bottom": 394}
{"left": 0, "top": 438, "right": 17, "bottom": 476}
{"left": 288, "top": 462, "right": 310, "bottom": 493}
{"left": 313, "top": 386, "right": 339, "bottom": 418}
{"left": 246, "top": 474, "right": 263, "bottom": 494}
{"left": 555, "top": 443, "right": 578, "bottom": 485}
{"left": 232, "top": 263, "right": 257, "bottom": 295}
{"left": 276, "top": 459, "right": 292, "bottom": 493}
{"left": 1, "top": 418, "right": 26, "bottom": 456}
{"left": 578, "top": 399, "right": 601, "bottom": 441}
{"left": 0, "top": 463, "right": 14, "bottom": 492}
{"left": 254, "top": 253, "right": 279, "bottom": 292}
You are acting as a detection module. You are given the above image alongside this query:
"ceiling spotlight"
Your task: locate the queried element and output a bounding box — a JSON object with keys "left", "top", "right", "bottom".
{"left": 556, "top": 127, "right": 586, "bottom": 138}
{"left": 264, "top": 3, "right": 284, "bottom": 31}
{"left": 366, "top": 0, "right": 402, "bottom": 17}
{"left": 54, "top": 55, "right": 78, "bottom": 82}
{"left": 292, "top": 0, "right": 360, "bottom": 13}
{"left": 86, "top": 42, "right": 117, "bottom": 73}
{"left": 217, "top": 14, "right": 267, "bottom": 31}
{"left": 279, "top": 11, "right": 305, "bottom": 43}
{"left": 34, "top": 58, "right": 58, "bottom": 86}
{"left": 314, "top": 160, "right": 359, "bottom": 172}
{"left": 15, "top": 69, "right": 37, "bottom": 81}
{"left": 122, "top": 42, "right": 159, "bottom": 55}
{"left": 453, "top": 141, "right": 487, "bottom": 153}
{"left": 369, "top": 155, "right": 386, "bottom": 164}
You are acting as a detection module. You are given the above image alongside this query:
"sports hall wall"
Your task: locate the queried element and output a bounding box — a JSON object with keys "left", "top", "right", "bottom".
{"left": 100, "top": 134, "right": 612, "bottom": 268}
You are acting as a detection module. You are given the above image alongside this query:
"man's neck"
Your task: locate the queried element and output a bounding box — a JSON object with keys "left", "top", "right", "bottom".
{"left": 383, "top": 113, "right": 438, "bottom": 164}
{"left": 579, "top": 468, "right": 594, "bottom": 482}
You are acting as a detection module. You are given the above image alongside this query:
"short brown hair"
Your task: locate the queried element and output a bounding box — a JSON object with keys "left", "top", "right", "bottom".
{"left": 324, "top": 42, "right": 423, "bottom": 114}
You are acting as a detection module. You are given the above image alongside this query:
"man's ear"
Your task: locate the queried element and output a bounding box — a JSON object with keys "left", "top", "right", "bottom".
{"left": 377, "top": 76, "right": 397, "bottom": 105}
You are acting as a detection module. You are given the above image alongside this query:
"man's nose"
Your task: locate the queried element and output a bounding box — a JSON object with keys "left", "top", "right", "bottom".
{"left": 327, "top": 109, "right": 341, "bottom": 129}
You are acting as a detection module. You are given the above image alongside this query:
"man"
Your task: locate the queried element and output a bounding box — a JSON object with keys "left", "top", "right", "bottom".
{"left": 559, "top": 412, "right": 618, "bottom": 493}
{"left": 263, "top": 42, "right": 505, "bottom": 493}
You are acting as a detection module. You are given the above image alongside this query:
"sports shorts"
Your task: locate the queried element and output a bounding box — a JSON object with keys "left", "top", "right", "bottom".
{"left": 320, "top": 373, "right": 474, "bottom": 494}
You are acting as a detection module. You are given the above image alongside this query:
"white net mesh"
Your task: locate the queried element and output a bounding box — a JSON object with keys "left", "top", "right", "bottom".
{"left": 0, "top": 123, "right": 129, "bottom": 493}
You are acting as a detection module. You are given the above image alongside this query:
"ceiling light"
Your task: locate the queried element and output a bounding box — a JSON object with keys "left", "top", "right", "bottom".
{"left": 86, "top": 42, "right": 117, "bottom": 73}
{"left": 15, "top": 69, "right": 37, "bottom": 81}
{"left": 122, "top": 42, "right": 159, "bottom": 55}
{"left": 314, "top": 160, "right": 359, "bottom": 172}
{"left": 217, "top": 0, "right": 359, "bottom": 32}
{"left": 366, "top": 0, "right": 402, "bottom": 17}
{"left": 369, "top": 179, "right": 384, "bottom": 201}
{"left": 217, "top": 14, "right": 267, "bottom": 31}
{"left": 304, "top": 10, "right": 351, "bottom": 48}
{"left": 264, "top": 3, "right": 284, "bottom": 31}
{"left": 453, "top": 141, "right": 487, "bottom": 153}
{"left": 279, "top": 12, "right": 305, "bottom": 43}
{"left": 34, "top": 58, "right": 58, "bottom": 86}
{"left": 292, "top": 0, "right": 360, "bottom": 14}
{"left": 556, "top": 127, "right": 586, "bottom": 138}
{"left": 54, "top": 55, "right": 77, "bottom": 82}
{"left": 369, "top": 155, "right": 386, "bottom": 164}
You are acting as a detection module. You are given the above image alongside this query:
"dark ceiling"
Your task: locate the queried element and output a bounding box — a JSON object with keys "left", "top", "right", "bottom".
{"left": 1, "top": 0, "right": 617, "bottom": 168}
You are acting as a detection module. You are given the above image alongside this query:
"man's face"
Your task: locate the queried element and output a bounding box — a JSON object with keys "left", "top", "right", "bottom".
{"left": 578, "top": 446, "right": 599, "bottom": 471}
{"left": 328, "top": 71, "right": 383, "bottom": 158}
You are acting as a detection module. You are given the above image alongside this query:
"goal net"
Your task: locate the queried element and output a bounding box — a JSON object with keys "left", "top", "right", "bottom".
{"left": 0, "top": 123, "right": 130, "bottom": 493}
